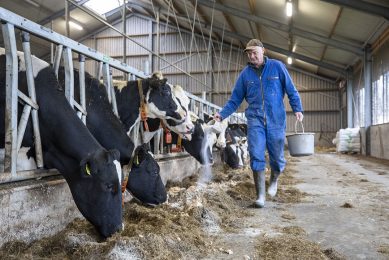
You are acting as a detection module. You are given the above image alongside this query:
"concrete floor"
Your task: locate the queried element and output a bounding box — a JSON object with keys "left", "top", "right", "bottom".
{"left": 208, "top": 152, "right": 389, "bottom": 259}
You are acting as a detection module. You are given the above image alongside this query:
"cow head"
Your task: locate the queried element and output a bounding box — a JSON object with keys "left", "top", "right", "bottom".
{"left": 181, "top": 113, "right": 229, "bottom": 165}
{"left": 72, "top": 149, "right": 123, "bottom": 238}
{"left": 145, "top": 75, "right": 194, "bottom": 140}
{"left": 182, "top": 119, "right": 214, "bottom": 165}
{"left": 222, "top": 144, "right": 244, "bottom": 169}
{"left": 126, "top": 144, "right": 167, "bottom": 206}
{"left": 221, "top": 124, "right": 248, "bottom": 169}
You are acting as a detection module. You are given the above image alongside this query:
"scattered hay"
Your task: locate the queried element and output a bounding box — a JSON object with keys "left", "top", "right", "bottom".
{"left": 378, "top": 244, "right": 389, "bottom": 255}
{"left": 272, "top": 187, "right": 306, "bottom": 204}
{"left": 0, "top": 161, "right": 311, "bottom": 259}
{"left": 281, "top": 213, "right": 296, "bottom": 220}
{"left": 360, "top": 179, "right": 369, "bottom": 182}
{"left": 281, "top": 226, "right": 306, "bottom": 236}
{"left": 340, "top": 202, "right": 353, "bottom": 208}
{"left": 315, "top": 146, "right": 337, "bottom": 153}
{"left": 322, "top": 248, "right": 347, "bottom": 260}
{"left": 255, "top": 234, "right": 328, "bottom": 259}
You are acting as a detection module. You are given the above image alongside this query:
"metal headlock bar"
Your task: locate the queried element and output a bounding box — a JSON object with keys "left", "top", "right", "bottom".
{"left": 0, "top": 6, "right": 246, "bottom": 184}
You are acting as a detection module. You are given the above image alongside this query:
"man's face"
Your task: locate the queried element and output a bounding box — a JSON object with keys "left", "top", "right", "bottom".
{"left": 246, "top": 46, "right": 264, "bottom": 67}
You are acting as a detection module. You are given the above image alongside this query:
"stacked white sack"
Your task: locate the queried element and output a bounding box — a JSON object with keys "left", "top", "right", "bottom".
{"left": 332, "top": 128, "right": 360, "bottom": 153}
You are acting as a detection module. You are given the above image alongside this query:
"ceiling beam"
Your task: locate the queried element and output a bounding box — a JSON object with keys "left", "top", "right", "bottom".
{"left": 128, "top": 1, "right": 346, "bottom": 74}
{"left": 70, "top": 0, "right": 346, "bottom": 75}
{"left": 206, "top": 24, "right": 347, "bottom": 75}
{"left": 194, "top": 0, "right": 364, "bottom": 56}
{"left": 320, "top": 0, "right": 389, "bottom": 21}
{"left": 38, "top": 0, "right": 90, "bottom": 25}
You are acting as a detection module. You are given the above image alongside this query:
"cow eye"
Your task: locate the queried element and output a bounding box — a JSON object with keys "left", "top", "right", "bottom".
{"left": 161, "top": 87, "right": 171, "bottom": 96}
{"left": 106, "top": 183, "right": 114, "bottom": 192}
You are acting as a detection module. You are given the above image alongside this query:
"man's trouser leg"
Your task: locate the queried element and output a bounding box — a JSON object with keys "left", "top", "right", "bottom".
{"left": 266, "top": 128, "right": 285, "bottom": 197}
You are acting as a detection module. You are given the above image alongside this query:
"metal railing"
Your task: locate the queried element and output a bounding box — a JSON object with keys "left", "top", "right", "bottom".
{"left": 0, "top": 7, "right": 245, "bottom": 184}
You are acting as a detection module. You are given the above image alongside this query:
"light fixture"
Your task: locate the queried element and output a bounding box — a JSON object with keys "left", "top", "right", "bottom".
{"left": 287, "top": 57, "right": 293, "bottom": 64}
{"left": 68, "top": 21, "right": 83, "bottom": 31}
{"left": 286, "top": 1, "right": 293, "bottom": 17}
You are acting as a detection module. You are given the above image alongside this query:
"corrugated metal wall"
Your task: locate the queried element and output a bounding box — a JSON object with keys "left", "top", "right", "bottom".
{"left": 79, "top": 13, "right": 340, "bottom": 136}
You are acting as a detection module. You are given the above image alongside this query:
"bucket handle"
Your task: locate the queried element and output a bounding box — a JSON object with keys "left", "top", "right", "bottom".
{"left": 294, "top": 120, "right": 305, "bottom": 134}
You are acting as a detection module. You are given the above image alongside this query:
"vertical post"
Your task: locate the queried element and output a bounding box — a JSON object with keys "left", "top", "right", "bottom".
{"left": 2, "top": 22, "right": 18, "bottom": 174}
{"left": 78, "top": 54, "right": 86, "bottom": 124}
{"left": 50, "top": 21, "right": 54, "bottom": 65}
{"left": 156, "top": 8, "right": 160, "bottom": 71}
{"left": 154, "top": 130, "right": 160, "bottom": 155}
{"left": 65, "top": 0, "right": 70, "bottom": 37}
{"left": 96, "top": 61, "right": 103, "bottom": 81}
{"left": 63, "top": 47, "right": 74, "bottom": 108}
{"left": 122, "top": 1, "right": 127, "bottom": 80}
{"left": 148, "top": 19, "right": 153, "bottom": 74}
{"left": 347, "top": 68, "right": 354, "bottom": 128}
{"left": 102, "top": 63, "right": 112, "bottom": 103}
{"left": 364, "top": 45, "right": 372, "bottom": 156}
{"left": 144, "top": 60, "right": 150, "bottom": 76}
{"left": 109, "top": 69, "right": 119, "bottom": 117}
{"left": 53, "top": 44, "right": 63, "bottom": 78}
{"left": 21, "top": 32, "right": 43, "bottom": 168}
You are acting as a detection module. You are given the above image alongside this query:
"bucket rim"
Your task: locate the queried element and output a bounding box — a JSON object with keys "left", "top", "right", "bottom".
{"left": 286, "top": 133, "right": 315, "bottom": 137}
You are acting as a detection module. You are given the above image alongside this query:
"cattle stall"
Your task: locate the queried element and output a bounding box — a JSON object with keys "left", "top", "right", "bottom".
{"left": 0, "top": 7, "right": 245, "bottom": 246}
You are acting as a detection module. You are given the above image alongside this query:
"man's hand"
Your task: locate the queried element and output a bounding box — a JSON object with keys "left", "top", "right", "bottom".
{"left": 295, "top": 112, "right": 304, "bottom": 122}
{"left": 214, "top": 112, "right": 222, "bottom": 122}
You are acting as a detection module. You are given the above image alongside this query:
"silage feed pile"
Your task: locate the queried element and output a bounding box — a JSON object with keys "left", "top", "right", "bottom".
{"left": 0, "top": 163, "right": 337, "bottom": 259}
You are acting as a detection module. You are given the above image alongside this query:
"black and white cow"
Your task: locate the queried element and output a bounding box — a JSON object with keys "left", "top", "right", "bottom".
{"left": 58, "top": 67, "right": 167, "bottom": 206}
{"left": 219, "top": 123, "right": 249, "bottom": 169}
{"left": 0, "top": 49, "right": 123, "bottom": 238}
{"left": 113, "top": 77, "right": 194, "bottom": 143}
{"left": 150, "top": 113, "right": 227, "bottom": 165}
{"left": 57, "top": 67, "right": 134, "bottom": 166}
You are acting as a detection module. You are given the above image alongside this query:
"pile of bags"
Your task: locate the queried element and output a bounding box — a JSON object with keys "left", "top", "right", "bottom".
{"left": 332, "top": 128, "right": 361, "bottom": 153}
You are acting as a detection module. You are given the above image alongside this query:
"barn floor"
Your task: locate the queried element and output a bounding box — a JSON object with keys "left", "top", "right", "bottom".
{"left": 1, "top": 151, "right": 389, "bottom": 259}
{"left": 205, "top": 151, "right": 389, "bottom": 260}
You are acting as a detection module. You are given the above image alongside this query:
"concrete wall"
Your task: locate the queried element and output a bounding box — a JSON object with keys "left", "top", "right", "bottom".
{"left": 369, "top": 124, "right": 389, "bottom": 160}
{"left": 359, "top": 123, "right": 389, "bottom": 160}
{"left": 0, "top": 154, "right": 203, "bottom": 247}
{"left": 0, "top": 177, "right": 81, "bottom": 247}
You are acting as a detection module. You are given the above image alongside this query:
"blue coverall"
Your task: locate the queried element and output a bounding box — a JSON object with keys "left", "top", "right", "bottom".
{"left": 219, "top": 57, "right": 303, "bottom": 172}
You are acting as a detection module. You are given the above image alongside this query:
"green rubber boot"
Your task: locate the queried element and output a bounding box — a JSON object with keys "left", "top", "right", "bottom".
{"left": 253, "top": 171, "right": 266, "bottom": 208}
{"left": 268, "top": 170, "right": 281, "bottom": 197}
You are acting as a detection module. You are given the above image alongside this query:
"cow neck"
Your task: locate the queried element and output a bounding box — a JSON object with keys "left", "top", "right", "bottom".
{"left": 137, "top": 79, "right": 149, "bottom": 132}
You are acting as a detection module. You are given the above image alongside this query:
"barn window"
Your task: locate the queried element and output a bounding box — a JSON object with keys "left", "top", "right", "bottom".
{"left": 83, "top": 0, "right": 125, "bottom": 18}
{"left": 372, "top": 71, "right": 389, "bottom": 125}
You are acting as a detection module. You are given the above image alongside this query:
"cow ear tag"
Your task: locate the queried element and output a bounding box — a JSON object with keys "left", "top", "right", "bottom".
{"left": 135, "top": 155, "right": 139, "bottom": 166}
{"left": 85, "top": 164, "right": 91, "bottom": 175}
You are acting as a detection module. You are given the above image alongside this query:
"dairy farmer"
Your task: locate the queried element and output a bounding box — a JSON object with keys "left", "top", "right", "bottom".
{"left": 215, "top": 39, "right": 304, "bottom": 208}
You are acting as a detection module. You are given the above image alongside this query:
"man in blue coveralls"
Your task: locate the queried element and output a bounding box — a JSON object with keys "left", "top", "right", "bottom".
{"left": 215, "top": 39, "right": 304, "bottom": 208}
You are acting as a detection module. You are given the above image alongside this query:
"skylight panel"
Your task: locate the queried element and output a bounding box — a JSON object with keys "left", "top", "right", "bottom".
{"left": 83, "top": 0, "right": 124, "bottom": 18}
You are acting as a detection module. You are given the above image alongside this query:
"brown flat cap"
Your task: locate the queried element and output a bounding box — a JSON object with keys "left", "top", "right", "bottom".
{"left": 244, "top": 39, "right": 264, "bottom": 52}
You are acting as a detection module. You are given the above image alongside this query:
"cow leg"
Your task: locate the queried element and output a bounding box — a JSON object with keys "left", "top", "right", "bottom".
{"left": 268, "top": 170, "right": 281, "bottom": 197}
{"left": 252, "top": 170, "right": 265, "bottom": 208}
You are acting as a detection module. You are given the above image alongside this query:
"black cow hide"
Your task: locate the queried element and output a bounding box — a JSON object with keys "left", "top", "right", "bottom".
{"left": 127, "top": 144, "right": 167, "bottom": 206}
{"left": 0, "top": 50, "right": 122, "bottom": 238}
